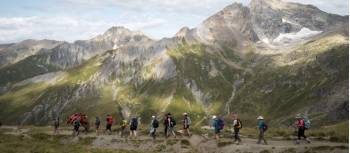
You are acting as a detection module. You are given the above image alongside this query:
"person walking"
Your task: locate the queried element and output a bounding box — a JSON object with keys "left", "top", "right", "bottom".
{"left": 212, "top": 115, "right": 222, "bottom": 140}
{"left": 232, "top": 114, "right": 242, "bottom": 144}
{"left": 95, "top": 116, "right": 101, "bottom": 136}
{"left": 150, "top": 115, "right": 159, "bottom": 140}
{"left": 73, "top": 118, "right": 81, "bottom": 136}
{"left": 164, "top": 113, "right": 176, "bottom": 138}
{"left": 120, "top": 119, "right": 128, "bottom": 138}
{"left": 105, "top": 114, "right": 113, "bottom": 135}
{"left": 295, "top": 114, "right": 311, "bottom": 144}
{"left": 53, "top": 117, "right": 59, "bottom": 135}
{"left": 257, "top": 116, "right": 268, "bottom": 145}
{"left": 183, "top": 113, "right": 192, "bottom": 137}
{"left": 129, "top": 117, "right": 138, "bottom": 138}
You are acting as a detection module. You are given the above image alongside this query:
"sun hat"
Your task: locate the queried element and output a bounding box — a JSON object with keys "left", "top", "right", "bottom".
{"left": 212, "top": 115, "right": 217, "bottom": 119}
{"left": 257, "top": 116, "right": 264, "bottom": 120}
{"left": 183, "top": 113, "right": 188, "bottom": 115}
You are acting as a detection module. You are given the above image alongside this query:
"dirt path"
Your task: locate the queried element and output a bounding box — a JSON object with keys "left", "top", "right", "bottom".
{"left": 1, "top": 126, "right": 348, "bottom": 153}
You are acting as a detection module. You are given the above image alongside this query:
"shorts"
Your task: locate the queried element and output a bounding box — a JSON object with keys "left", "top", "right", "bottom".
{"left": 95, "top": 124, "right": 100, "bottom": 129}
{"left": 130, "top": 126, "right": 137, "bottom": 131}
{"left": 106, "top": 124, "right": 112, "bottom": 130}
{"left": 184, "top": 125, "right": 190, "bottom": 129}
{"left": 215, "top": 129, "right": 220, "bottom": 134}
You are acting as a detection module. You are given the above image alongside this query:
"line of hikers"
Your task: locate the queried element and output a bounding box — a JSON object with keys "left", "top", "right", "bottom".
{"left": 210, "top": 114, "right": 311, "bottom": 145}
{"left": 56, "top": 113, "right": 311, "bottom": 145}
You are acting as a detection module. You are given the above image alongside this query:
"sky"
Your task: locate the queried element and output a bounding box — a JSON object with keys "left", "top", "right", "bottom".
{"left": 0, "top": 0, "right": 348, "bottom": 43}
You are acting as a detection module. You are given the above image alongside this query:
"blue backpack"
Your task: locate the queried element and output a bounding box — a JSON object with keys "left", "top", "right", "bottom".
{"left": 304, "top": 117, "right": 311, "bottom": 129}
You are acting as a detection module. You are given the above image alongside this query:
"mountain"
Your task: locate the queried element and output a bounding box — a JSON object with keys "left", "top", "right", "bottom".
{"left": 0, "top": 39, "right": 62, "bottom": 67}
{"left": 0, "top": 0, "right": 348, "bottom": 127}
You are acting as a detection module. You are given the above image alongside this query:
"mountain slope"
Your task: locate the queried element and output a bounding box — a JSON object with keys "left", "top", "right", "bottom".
{"left": 0, "top": 0, "right": 348, "bottom": 127}
{"left": 0, "top": 39, "right": 62, "bottom": 67}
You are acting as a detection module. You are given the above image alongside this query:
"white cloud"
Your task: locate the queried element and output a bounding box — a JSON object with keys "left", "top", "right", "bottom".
{"left": 60, "top": 0, "right": 348, "bottom": 15}
{"left": 0, "top": 0, "right": 347, "bottom": 43}
{"left": 0, "top": 16, "right": 166, "bottom": 43}
{"left": 286, "top": 0, "right": 348, "bottom": 15}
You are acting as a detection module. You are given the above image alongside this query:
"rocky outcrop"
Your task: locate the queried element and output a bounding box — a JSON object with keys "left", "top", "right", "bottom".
{"left": 47, "top": 26, "right": 154, "bottom": 69}
{"left": 249, "top": 0, "right": 348, "bottom": 44}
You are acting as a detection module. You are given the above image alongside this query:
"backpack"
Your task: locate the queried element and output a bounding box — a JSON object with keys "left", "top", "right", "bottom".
{"left": 187, "top": 117, "right": 192, "bottom": 125}
{"left": 131, "top": 118, "right": 138, "bottom": 128}
{"left": 171, "top": 118, "right": 176, "bottom": 127}
{"left": 95, "top": 118, "right": 100, "bottom": 125}
{"left": 234, "top": 119, "right": 242, "bottom": 129}
{"left": 184, "top": 117, "right": 191, "bottom": 126}
{"left": 121, "top": 120, "right": 127, "bottom": 127}
{"left": 303, "top": 118, "right": 311, "bottom": 129}
{"left": 153, "top": 119, "right": 159, "bottom": 128}
{"left": 218, "top": 119, "right": 225, "bottom": 130}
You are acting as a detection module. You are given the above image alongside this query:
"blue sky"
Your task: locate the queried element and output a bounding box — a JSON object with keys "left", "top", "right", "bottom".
{"left": 0, "top": 0, "right": 348, "bottom": 43}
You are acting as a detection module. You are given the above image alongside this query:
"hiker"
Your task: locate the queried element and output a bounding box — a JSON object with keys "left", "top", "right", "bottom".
{"left": 73, "top": 117, "right": 81, "bottom": 136}
{"left": 95, "top": 116, "right": 100, "bottom": 136}
{"left": 183, "top": 113, "right": 192, "bottom": 136}
{"left": 212, "top": 115, "right": 222, "bottom": 139}
{"left": 53, "top": 117, "right": 59, "bottom": 135}
{"left": 295, "top": 114, "right": 311, "bottom": 144}
{"left": 81, "top": 114, "right": 89, "bottom": 134}
{"left": 232, "top": 114, "right": 242, "bottom": 144}
{"left": 164, "top": 113, "right": 176, "bottom": 138}
{"left": 129, "top": 117, "right": 138, "bottom": 138}
{"left": 120, "top": 119, "right": 128, "bottom": 138}
{"left": 257, "top": 116, "right": 268, "bottom": 145}
{"left": 150, "top": 115, "right": 159, "bottom": 139}
{"left": 105, "top": 114, "right": 113, "bottom": 134}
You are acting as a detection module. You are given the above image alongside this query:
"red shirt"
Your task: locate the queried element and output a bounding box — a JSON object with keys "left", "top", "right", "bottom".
{"left": 107, "top": 116, "right": 113, "bottom": 125}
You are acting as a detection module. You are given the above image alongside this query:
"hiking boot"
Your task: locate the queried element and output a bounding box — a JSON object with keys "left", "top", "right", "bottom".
{"left": 306, "top": 138, "right": 311, "bottom": 143}
{"left": 295, "top": 140, "right": 300, "bottom": 145}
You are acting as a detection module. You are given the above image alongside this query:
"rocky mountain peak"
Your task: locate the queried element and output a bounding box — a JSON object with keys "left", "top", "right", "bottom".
{"left": 93, "top": 26, "right": 152, "bottom": 43}
{"left": 104, "top": 26, "right": 141, "bottom": 36}
{"left": 249, "top": 0, "right": 288, "bottom": 9}
{"left": 175, "top": 27, "right": 191, "bottom": 38}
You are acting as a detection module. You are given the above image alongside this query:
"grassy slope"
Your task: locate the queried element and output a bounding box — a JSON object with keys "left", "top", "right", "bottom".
{"left": 167, "top": 41, "right": 244, "bottom": 115}
{"left": 0, "top": 53, "right": 61, "bottom": 86}
{"left": 232, "top": 35, "right": 349, "bottom": 126}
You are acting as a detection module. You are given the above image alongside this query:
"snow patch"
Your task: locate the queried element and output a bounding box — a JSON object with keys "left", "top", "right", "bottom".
{"left": 273, "top": 28, "right": 322, "bottom": 43}
{"left": 112, "top": 44, "right": 118, "bottom": 50}
{"left": 282, "top": 18, "right": 296, "bottom": 25}
{"left": 262, "top": 38, "right": 270, "bottom": 44}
